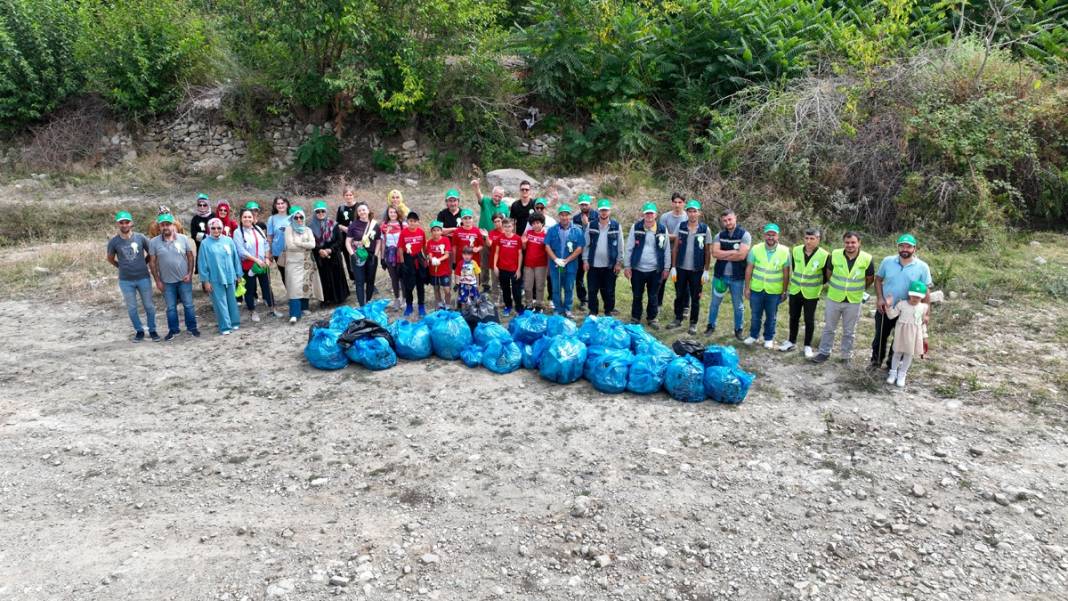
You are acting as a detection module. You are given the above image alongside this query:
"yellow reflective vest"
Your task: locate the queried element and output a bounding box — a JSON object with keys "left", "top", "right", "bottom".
{"left": 749, "top": 243, "right": 790, "bottom": 294}
{"left": 826, "top": 248, "right": 872, "bottom": 303}
{"left": 788, "top": 245, "right": 829, "bottom": 299}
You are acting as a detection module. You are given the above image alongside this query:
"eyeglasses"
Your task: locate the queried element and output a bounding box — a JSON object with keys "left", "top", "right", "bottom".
{"left": 520, "top": 187, "right": 531, "bottom": 192}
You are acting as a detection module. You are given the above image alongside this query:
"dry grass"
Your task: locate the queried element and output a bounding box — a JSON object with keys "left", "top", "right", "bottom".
{"left": 0, "top": 241, "right": 116, "bottom": 304}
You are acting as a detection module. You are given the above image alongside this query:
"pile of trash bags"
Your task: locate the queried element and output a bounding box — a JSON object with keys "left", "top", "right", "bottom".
{"left": 304, "top": 306, "right": 755, "bottom": 404}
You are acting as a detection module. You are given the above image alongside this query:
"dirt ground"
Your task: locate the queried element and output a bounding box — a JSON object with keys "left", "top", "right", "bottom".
{"left": 0, "top": 177, "right": 1066, "bottom": 601}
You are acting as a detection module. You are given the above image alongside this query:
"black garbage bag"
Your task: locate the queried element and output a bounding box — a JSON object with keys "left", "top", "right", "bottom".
{"left": 337, "top": 318, "right": 395, "bottom": 350}
{"left": 672, "top": 338, "right": 704, "bottom": 360}
{"left": 461, "top": 297, "right": 500, "bottom": 330}
{"left": 307, "top": 319, "right": 332, "bottom": 343}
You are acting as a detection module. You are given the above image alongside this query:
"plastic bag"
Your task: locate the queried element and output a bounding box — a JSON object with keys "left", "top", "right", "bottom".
{"left": 422, "top": 309, "right": 451, "bottom": 329}
{"left": 337, "top": 319, "right": 394, "bottom": 350}
{"left": 362, "top": 298, "right": 391, "bottom": 328}
{"left": 702, "top": 344, "right": 740, "bottom": 369}
{"left": 389, "top": 320, "right": 432, "bottom": 360}
{"left": 460, "top": 344, "right": 484, "bottom": 368}
{"left": 539, "top": 336, "right": 588, "bottom": 384}
{"left": 482, "top": 339, "right": 522, "bottom": 374}
{"left": 522, "top": 336, "right": 553, "bottom": 370}
{"left": 430, "top": 311, "right": 473, "bottom": 360}
{"left": 474, "top": 322, "right": 512, "bottom": 347}
{"left": 672, "top": 339, "right": 704, "bottom": 360}
{"left": 577, "top": 316, "right": 630, "bottom": 350}
{"left": 664, "top": 355, "right": 706, "bottom": 402}
{"left": 509, "top": 311, "right": 549, "bottom": 344}
{"left": 346, "top": 336, "right": 397, "bottom": 371}
{"left": 304, "top": 327, "right": 349, "bottom": 370}
{"left": 585, "top": 347, "right": 633, "bottom": 394}
{"left": 546, "top": 315, "right": 578, "bottom": 338}
{"left": 329, "top": 305, "right": 366, "bottom": 332}
{"left": 703, "top": 366, "right": 753, "bottom": 404}
{"left": 626, "top": 342, "right": 674, "bottom": 395}
{"left": 623, "top": 323, "right": 657, "bottom": 352}
{"left": 462, "top": 297, "right": 499, "bottom": 329}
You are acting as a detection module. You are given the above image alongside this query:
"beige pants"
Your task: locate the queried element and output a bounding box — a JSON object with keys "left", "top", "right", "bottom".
{"left": 523, "top": 266, "right": 547, "bottom": 309}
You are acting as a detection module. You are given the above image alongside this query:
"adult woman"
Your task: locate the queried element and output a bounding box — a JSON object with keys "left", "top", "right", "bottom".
{"left": 378, "top": 205, "right": 404, "bottom": 309}
{"left": 214, "top": 201, "right": 239, "bottom": 237}
{"left": 282, "top": 207, "right": 320, "bottom": 323}
{"left": 266, "top": 196, "right": 290, "bottom": 281}
{"left": 234, "top": 208, "right": 281, "bottom": 322}
{"left": 345, "top": 203, "right": 380, "bottom": 306}
{"left": 385, "top": 189, "right": 411, "bottom": 224}
{"left": 309, "top": 200, "right": 350, "bottom": 306}
{"left": 190, "top": 193, "right": 213, "bottom": 272}
{"left": 196, "top": 217, "right": 242, "bottom": 335}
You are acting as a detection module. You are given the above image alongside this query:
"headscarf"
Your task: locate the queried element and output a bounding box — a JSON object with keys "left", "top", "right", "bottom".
{"left": 195, "top": 197, "right": 213, "bottom": 218}
{"left": 207, "top": 217, "right": 224, "bottom": 237}
{"left": 309, "top": 210, "right": 334, "bottom": 244}
{"left": 215, "top": 201, "right": 238, "bottom": 233}
{"left": 289, "top": 209, "right": 307, "bottom": 234}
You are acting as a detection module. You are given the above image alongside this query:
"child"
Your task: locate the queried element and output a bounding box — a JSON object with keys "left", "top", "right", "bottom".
{"left": 493, "top": 217, "right": 524, "bottom": 316}
{"left": 884, "top": 280, "right": 929, "bottom": 388}
{"left": 522, "top": 213, "right": 548, "bottom": 312}
{"left": 397, "top": 211, "right": 428, "bottom": 318}
{"left": 452, "top": 208, "right": 485, "bottom": 281}
{"left": 486, "top": 210, "right": 507, "bottom": 302}
{"left": 456, "top": 246, "right": 481, "bottom": 307}
{"left": 426, "top": 220, "right": 453, "bottom": 310}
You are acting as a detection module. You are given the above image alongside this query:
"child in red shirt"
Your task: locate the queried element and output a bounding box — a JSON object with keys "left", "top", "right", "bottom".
{"left": 397, "top": 211, "right": 427, "bottom": 318}
{"left": 451, "top": 208, "right": 485, "bottom": 276}
{"left": 493, "top": 218, "right": 524, "bottom": 315}
{"left": 426, "top": 220, "right": 453, "bottom": 310}
{"left": 521, "top": 213, "right": 549, "bottom": 312}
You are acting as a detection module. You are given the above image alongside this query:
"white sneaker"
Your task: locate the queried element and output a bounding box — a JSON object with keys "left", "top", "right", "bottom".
{"left": 803, "top": 346, "right": 814, "bottom": 358}
{"left": 895, "top": 374, "right": 907, "bottom": 388}
{"left": 232, "top": 325, "right": 240, "bottom": 331}
{"left": 221, "top": 330, "right": 231, "bottom": 336}
{"left": 289, "top": 316, "right": 298, "bottom": 324}
{"left": 251, "top": 311, "right": 260, "bottom": 323}
{"left": 778, "top": 341, "right": 795, "bottom": 352}
{"left": 886, "top": 369, "right": 898, "bottom": 385}
{"left": 271, "top": 309, "right": 283, "bottom": 318}
{"left": 743, "top": 336, "right": 756, "bottom": 345}
{"left": 763, "top": 339, "right": 775, "bottom": 349}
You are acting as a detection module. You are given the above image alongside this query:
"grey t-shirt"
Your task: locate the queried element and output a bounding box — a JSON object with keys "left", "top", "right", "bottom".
{"left": 713, "top": 229, "right": 752, "bottom": 278}
{"left": 107, "top": 233, "right": 151, "bottom": 281}
{"left": 659, "top": 212, "right": 687, "bottom": 237}
{"left": 679, "top": 229, "right": 699, "bottom": 271}
{"left": 149, "top": 234, "right": 193, "bottom": 284}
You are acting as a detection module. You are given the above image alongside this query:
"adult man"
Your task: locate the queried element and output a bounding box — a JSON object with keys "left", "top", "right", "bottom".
{"left": 582, "top": 198, "right": 624, "bottom": 316}
{"left": 436, "top": 189, "right": 463, "bottom": 236}
{"left": 197, "top": 218, "right": 243, "bottom": 335}
{"left": 544, "top": 204, "right": 585, "bottom": 317}
{"left": 522, "top": 197, "right": 556, "bottom": 234}
{"left": 107, "top": 210, "right": 158, "bottom": 342}
{"left": 812, "top": 232, "right": 874, "bottom": 363}
{"left": 706, "top": 209, "right": 751, "bottom": 340}
{"left": 669, "top": 200, "right": 711, "bottom": 335}
{"left": 509, "top": 180, "right": 536, "bottom": 234}
{"left": 781, "top": 227, "right": 828, "bottom": 357}
{"left": 472, "top": 179, "right": 508, "bottom": 293}
{"left": 623, "top": 203, "right": 670, "bottom": 329}
{"left": 656, "top": 193, "right": 687, "bottom": 310}
{"left": 574, "top": 193, "right": 594, "bottom": 309}
{"left": 743, "top": 224, "right": 791, "bottom": 349}
{"left": 872, "top": 233, "right": 933, "bottom": 369}
{"left": 149, "top": 213, "right": 200, "bottom": 340}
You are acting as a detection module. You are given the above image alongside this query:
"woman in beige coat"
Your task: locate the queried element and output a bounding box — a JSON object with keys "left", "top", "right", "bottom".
{"left": 282, "top": 207, "right": 321, "bottom": 323}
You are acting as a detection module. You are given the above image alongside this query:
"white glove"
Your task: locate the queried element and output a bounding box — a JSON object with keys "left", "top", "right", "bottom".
{"left": 554, "top": 258, "right": 566, "bottom": 268}
{"left": 430, "top": 257, "right": 441, "bottom": 266}
{"left": 362, "top": 238, "right": 371, "bottom": 248}
{"left": 701, "top": 270, "right": 710, "bottom": 284}
{"left": 405, "top": 243, "right": 412, "bottom": 253}
{"left": 670, "top": 267, "right": 677, "bottom": 283}
{"left": 195, "top": 232, "right": 205, "bottom": 241}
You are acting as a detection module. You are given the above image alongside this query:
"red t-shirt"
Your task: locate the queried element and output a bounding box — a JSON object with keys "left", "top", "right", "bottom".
{"left": 452, "top": 226, "right": 485, "bottom": 273}
{"left": 495, "top": 234, "right": 522, "bottom": 272}
{"left": 398, "top": 227, "right": 426, "bottom": 257}
{"left": 426, "top": 236, "right": 452, "bottom": 277}
{"left": 523, "top": 229, "right": 548, "bottom": 268}
{"left": 488, "top": 229, "right": 503, "bottom": 250}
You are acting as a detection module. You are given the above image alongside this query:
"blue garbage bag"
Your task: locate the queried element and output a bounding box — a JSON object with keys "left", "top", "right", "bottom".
{"left": 509, "top": 311, "right": 548, "bottom": 344}
{"left": 539, "top": 336, "right": 588, "bottom": 384}
{"left": 389, "top": 320, "right": 432, "bottom": 360}
{"left": 482, "top": 340, "right": 522, "bottom": 374}
{"left": 626, "top": 341, "right": 674, "bottom": 394}
{"left": 703, "top": 344, "right": 740, "bottom": 369}
{"left": 460, "top": 344, "right": 484, "bottom": 368}
{"left": 422, "top": 309, "right": 451, "bottom": 328}
{"left": 577, "top": 315, "right": 630, "bottom": 349}
{"left": 546, "top": 315, "right": 578, "bottom": 338}
{"left": 664, "top": 355, "right": 706, "bottom": 402}
{"left": 474, "top": 322, "right": 512, "bottom": 347}
{"left": 305, "top": 327, "right": 349, "bottom": 370}
{"left": 585, "top": 347, "right": 633, "bottom": 394}
{"left": 703, "top": 365, "right": 754, "bottom": 404}
{"left": 623, "top": 323, "right": 657, "bottom": 352}
{"left": 430, "top": 311, "right": 472, "bottom": 360}
{"left": 345, "top": 336, "right": 397, "bottom": 371}
{"left": 363, "top": 298, "right": 391, "bottom": 328}
{"left": 522, "top": 336, "right": 553, "bottom": 369}
{"left": 329, "top": 306, "right": 366, "bottom": 332}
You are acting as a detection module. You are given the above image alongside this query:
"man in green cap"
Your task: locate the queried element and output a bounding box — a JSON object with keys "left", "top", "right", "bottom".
{"left": 544, "top": 204, "right": 586, "bottom": 317}
{"left": 871, "top": 233, "right": 933, "bottom": 369}
{"left": 623, "top": 202, "right": 671, "bottom": 328}
{"left": 743, "top": 223, "right": 791, "bottom": 348}
{"left": 574, "top": 193, "right": 594, "bottom": 308}
{"left": 669, "top": 200, "right": 711, "bottom": 335}
{"left": 436, "top": 188, "right": 463, "bottom": 236}
{"left": 107, "top": 210, "right": 159, "bottom": 342}
{"left": 149, "top": 213, "right": 199, "bottom": 340}
{"left": 582, "top": 198, "right": 624, "bottom": 316}
{"left": 471, "top": 178, "right": 509, "bottom": 294}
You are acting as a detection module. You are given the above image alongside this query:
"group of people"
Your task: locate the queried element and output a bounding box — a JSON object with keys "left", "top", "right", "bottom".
{"left": 108, "top": 180, "right": 933, "bottom": 387}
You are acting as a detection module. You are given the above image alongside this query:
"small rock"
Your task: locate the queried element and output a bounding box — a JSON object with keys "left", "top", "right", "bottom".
{"left": 1029, "top": 240, "right": 1041, "bottom": 247}
{"left": 889, "top": 549, "right": 905, "bottom": 560}
{"left": 985, "top": 298, "right": 1003, "bottom": 307}
{"left": 968, "top": 446, "right": 986, "bottom": 457}
{"left": 570, "top": 497, "right": 590, "bottom": 518}
{"left": 404, "top": 178, "right": 418, "bottom": 187}
{"left": 329, "top": 575, "right": 350, "bottom": 586}
{"left": 594, "top": 555, "right": 612, "bottom": 568}
{"left": 402, "top": 140, "right": 418, "bottom": 151}
{"left": 993, "top": 493, "right": 1011, "bottom": 506}
{"left": 911, "top": 484, "right": 927, "bottom": 498}
{"left": 266, "top": 579, "right": 295, "bottom": 597}
{"left": 650, "top": 546, "right": 668, "bottom": 558}
{"left": 890, "top": 523, "right": 909, "bottom": 534}
{"left": 420, "top": 553, "right": 440, "bottom": 565}
{"left": 1034, "top": 256, "right": 1047, "bottom": 265}
{"left": 933, "top": 448, "right": 948, "bottom": 458}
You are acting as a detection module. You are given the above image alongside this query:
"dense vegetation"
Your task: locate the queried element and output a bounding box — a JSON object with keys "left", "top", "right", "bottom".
{"left": 2, "top": 0, "right": 1066, "bottom": 239}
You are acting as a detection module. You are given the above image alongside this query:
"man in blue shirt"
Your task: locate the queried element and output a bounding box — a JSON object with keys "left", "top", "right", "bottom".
{"left": 871, "top": 233, "right": 933, "bottom": 369}
{"left": 545, "top": 204, "right": 586, "bottom": 317}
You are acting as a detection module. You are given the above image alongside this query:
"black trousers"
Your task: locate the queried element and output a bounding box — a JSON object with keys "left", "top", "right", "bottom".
{"left": 673, "top": 268, "right": 702, "bottom": 324}
{"left": 401, "top": 255, "right": 426, "bottom": 307}
{"left": 587, "top": 266, "right": 617, "bottom": 315}
{"left": 576, "top": 268, "right": 587, "bottom": 304}
{"left": 871, "top": 311, "right": 898, "bottom": 367}
{"left": 498, "top": 269, "right": 523, "bottom": 310}
{"left": 631, "top": 269, "right": 661, "bottom": 321}
{"left": 788, "top": 293, "right": 819, "bottom": 346}
{"left": 351, "top": 255, "right": 379, "bottom": 306}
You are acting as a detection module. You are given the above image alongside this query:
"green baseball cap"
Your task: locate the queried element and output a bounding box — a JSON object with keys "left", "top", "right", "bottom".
{"left": 460, "top": 208, "right": 474, "bottom": 218}
{"left": 763, "top": 223, "right": 780, "bottom": 234}
{"left": 534, "top": 197, "right": 547, "bottom": 207}
{"left": 196, "top": 193, "right": 209, "bottom": 201}
{"left": 430, "top": 220, "right": 444, "bottom": 229}
{"left": 557, "top": 203, "right": 573, "bottom": 215}
{"left": 494, "top": 206, "right": 509, "bottom": 216}
{"left": 713, "top": 277, "right": 729, "bottom": 294}
{"left": 313, "top": 200, "right": 328, "bottom": 212}
{"left": 897, "top": 233, "right": 917, "bottom": 246}
{"left": 115, "top": 210, "right": 133, "bottom": 222}
{"left": 641, "top": 202, "right": 657, "bottom": 214}
{"left": 597, "top": 198, "right": 612, "bottom": 210}
{"left": 685, "top": 200, "right": 701, "bottom": 211}
{"left": 908, "top": 280, "right": 928, "bottom": 296}
{"left": 156, "top": 213, "right": 175, "bottom": 224}
{"left": 577, "top": 194, "right": 593, "bottom": 205}
{"left": 445, "top": 188, "right": 461, "bottom": 199}
{"left": 245, "top": 201, "right": 260, "bottom": 210}
{"left": 288, "top": 205, "right": 304, "bottom": 216}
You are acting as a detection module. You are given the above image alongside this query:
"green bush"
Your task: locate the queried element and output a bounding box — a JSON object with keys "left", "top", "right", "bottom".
{"left": 0, "top": 0, "right": 82, "bottom": 127}
{"left": 371, "top": 149, "right": 398, "bottom": 173}
{"left": 78, "top": 0, "right": 214, "bottom": 118}
{"left": 296, "top": 127, "right": 340, "bottom": 173}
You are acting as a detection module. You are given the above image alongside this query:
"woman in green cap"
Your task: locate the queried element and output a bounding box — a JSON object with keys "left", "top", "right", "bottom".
{"left": 309, "top": 200, "right": 350, "bottom": 306}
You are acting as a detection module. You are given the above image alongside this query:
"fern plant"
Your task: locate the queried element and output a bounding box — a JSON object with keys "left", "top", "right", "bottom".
{"left": 295, "top": 127, "right": 341, "bottom": 173}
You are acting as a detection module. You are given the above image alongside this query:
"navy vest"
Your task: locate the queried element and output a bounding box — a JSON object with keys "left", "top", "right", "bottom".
{"left": 676, "top": 222, "right": 709, "bottom": 270}
{"left": 587, "top": 219, "right": 620, "bottom": 266}
{"left": 630, "top": 220, "right": 667, "bottom": 272}
{"left": 713, "top": 226, "right": 749, "bottom": 281}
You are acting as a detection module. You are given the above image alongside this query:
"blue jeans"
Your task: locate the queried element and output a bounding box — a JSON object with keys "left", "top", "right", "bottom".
{"left": 288, "top": 298, "right": 310, "bottom": 320}
{"left": 163, "top": 281, "right": 198, "bottom": 333}
{"left": 708, "top": 277, "right": 745, "bottom": 331}
{"left": 208, "top": 282, "right": 241, "bottom": 333}
{"left": 118, "top": 277, "right": 156, "bottom": 333}
{"left": 749, "top": 290, "right": 783, "bottom": 340}
{"left": 548, "top": 267, "right": 576, "bottom": 314}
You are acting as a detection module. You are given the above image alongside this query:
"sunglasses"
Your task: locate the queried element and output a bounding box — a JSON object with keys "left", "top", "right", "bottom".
{"left": 520, "top": 187, "right": 531, "bottom": 192}
{"left": 293, "top": 216, "right": 304, "bottom": 220}
{"left": 197, "top": 202, "right": 209, "bottom": 206}
{"left": 209, "top": 226, "right": 223, "bottom": 230}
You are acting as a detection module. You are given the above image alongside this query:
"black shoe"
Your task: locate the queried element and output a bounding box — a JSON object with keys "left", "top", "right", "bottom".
{"left": 687, "top": 324, "right": 698, "bottom": 335}
{"left": 149, "top": 331, "right": 161, "bottom": 342}
{"left": 811, "top": 353, "right": 830, "bottom": 364}
{"left": 704, "top": 324, "right": 715, "bottom": 335}
{"left": 646, "top": 320, "right": 660, "bottom": 331}
{"left": 133, "top": 331, "right": 145, "bottom": 343}
{"left": 668, "top": 319, "right": 683, "bottom": 329}
{"left": 164, "top": 331, "right": 179, "bottom": 342}
{"left": 189, "top": 329, "right": 201, "bottom": 338}
{"left": 734, "top": 329, "right": 745, "bottom": 341}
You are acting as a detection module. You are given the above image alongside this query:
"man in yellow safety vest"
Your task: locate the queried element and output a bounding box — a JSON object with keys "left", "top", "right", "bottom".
{"left": 811, "top": 231, "right": 874, "bottom": 363}
{"left": 743, "top": 223, "right": 791, "bottom": 349}
{"left": 779, "top": 227, "right": 829, "bottom": 358}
